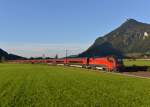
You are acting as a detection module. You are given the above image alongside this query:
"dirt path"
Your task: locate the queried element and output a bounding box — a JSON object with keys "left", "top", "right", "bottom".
{"left": 121, "top": 71, "right": 150, "bottom": 78}
{"left": 104, "top": 71, "right": 150, "bottom": 79}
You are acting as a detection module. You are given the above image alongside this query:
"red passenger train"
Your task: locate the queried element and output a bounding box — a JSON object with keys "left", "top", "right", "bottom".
{"left": 12, "top": 56, "right": 123, "bottom": 72}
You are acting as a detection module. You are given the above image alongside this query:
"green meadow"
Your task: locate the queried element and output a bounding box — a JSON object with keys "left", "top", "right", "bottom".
{"left": 124, "top": 59, "right": 150, "bottom": 66}
{"left": 0, "top": 64, "right": 150, "bottom": 107}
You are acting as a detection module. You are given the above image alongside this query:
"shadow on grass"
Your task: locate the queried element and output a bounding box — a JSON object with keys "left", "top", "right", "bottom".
{"left": 121, "top": 66, "right": 150, "bottom": 72}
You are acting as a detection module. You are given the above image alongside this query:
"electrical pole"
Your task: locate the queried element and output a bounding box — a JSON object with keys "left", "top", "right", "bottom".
{"left": 42, "top": 54, "right": 45, "bottom": 59}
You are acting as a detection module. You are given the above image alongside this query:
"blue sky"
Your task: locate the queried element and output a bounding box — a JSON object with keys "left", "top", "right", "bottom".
{"left": 0, "top": 0, "right": 150, "bottom": 57}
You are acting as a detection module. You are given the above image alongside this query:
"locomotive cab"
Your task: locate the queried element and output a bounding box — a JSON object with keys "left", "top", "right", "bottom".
{"left": 115, "top": 58, "right": 124, "bottom": 71}
{"left": 108, "top": 56, "right": 124, "bottom": 71}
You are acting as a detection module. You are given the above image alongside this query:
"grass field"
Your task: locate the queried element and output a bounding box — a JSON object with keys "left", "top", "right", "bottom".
{"left": 124, "top": 59, "right": 150, "bottom": 67}
{"left": 0, "top": 64, "right": 150, "bottom": 107}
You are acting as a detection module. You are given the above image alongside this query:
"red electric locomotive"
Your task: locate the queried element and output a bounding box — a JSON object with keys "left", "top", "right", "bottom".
{"left": 87, "top": 57, "right": 123, "bottom": 71}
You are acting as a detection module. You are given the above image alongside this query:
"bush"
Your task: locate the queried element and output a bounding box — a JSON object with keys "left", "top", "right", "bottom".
{"left": 147, "top": 67, "right": 150, "bottom": 72}
{"left": 0, "top": 56, "right": 5, "bottom": 63}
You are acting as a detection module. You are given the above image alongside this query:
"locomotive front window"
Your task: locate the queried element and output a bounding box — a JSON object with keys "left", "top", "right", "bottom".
{"left": 117, "top": 59, "right": 123, "bottom": 64}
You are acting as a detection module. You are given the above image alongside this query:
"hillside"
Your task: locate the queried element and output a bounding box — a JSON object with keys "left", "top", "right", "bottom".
{"left": 79, "top": 19, "right": 150, "bottom": 58}
{"left": 0, "top": 48, "right": 25, "bottom": 60}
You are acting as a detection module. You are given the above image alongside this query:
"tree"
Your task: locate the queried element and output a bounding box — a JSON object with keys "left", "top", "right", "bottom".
{"left": 0, "top": 56, "right": 5, "bottom": 63}
{"left": 55, "top": 54, "right": 58, "bottom": 59}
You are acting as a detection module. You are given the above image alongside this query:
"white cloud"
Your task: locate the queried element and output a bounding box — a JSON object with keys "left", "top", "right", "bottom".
{"left": 0, "top": 42, "right": 91, "bottom": 58}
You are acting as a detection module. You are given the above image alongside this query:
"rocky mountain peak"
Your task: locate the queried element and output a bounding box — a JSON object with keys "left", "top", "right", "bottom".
{"left": 79, "top": 19, "right": 150, "bottom": 58}
{"left": 125, "top": 18, "right": 138, "bottom": 23}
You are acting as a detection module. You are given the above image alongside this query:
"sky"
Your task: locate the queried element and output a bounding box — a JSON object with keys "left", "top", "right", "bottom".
{"left": 0, "top": 0, "right": 150, "bottom": 58}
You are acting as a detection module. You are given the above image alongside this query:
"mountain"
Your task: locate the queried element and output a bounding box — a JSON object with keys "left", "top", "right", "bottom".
{"left": 79, "top": 19, "right": 150, "bottom": 58}
{"left": 0, "top": 48, "right": 9, "bottom": 59}
{"left": 8, "top": 54, "right": 26, "bottom": 60}
{"left": 0, "top": 48, "right": 26, "bottom": 60}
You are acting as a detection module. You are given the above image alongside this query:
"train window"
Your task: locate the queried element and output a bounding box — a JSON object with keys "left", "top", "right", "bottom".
{"left": 69, "top": 61, "right": 83, "bottom": 63}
